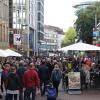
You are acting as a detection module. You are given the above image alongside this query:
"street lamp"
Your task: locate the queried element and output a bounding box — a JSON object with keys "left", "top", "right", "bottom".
{"left": 20, "top": 24, "right": 28, "bottom": 53}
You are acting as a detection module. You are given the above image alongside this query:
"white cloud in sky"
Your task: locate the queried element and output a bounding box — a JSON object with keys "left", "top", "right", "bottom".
{"left": 44, "top": 0, "right": 100, "bottom": 31}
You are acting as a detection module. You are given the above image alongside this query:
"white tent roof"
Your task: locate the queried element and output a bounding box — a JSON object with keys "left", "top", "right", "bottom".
{"left": 4, "top": 49, "right": 22, "bottom": 57}
{"left": 0, "top": 49, "right": 7, "bottom": 57}
{"left": 59, "top": 42, "right": 100, "bottom": 51}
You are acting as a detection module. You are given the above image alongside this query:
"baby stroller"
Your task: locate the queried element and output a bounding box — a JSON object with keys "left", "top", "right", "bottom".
{"left": 46, "top": 83, "right": 57, "bottom": 100}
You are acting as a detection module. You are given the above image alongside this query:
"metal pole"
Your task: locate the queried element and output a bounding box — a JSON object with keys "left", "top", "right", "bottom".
{"left": 20, "top": 25, "right": 23, "bottom": 51}
{"left": 46, "top": 39, "right": 48, "bottom": 56}
{"left": 26, "top": 0, "right": 29, "bottom": 57}
{"left": 95, "top": 12, "right": 97, "bottom": 28}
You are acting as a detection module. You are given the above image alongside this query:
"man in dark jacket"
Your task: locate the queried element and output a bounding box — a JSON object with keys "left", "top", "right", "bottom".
{"left": 46, "top": 59, "right": 53, "bottom": 77}
{"left": 38, "top": 60, "right": 50, "bottom": 96}
{"left": 1, "top": 63, "right": 10, "bottom": 92}
{"left": 17, "top": 60, "right": 26, "bottom": 100}
{"left": 6, "top": 65, "right": 21, "bottom": 100}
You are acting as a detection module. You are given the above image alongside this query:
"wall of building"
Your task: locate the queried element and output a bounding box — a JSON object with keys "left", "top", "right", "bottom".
{"left": 44, "top": 25, "right": 64, "bottom": 51}
{"left": 44, "top": 29, "right": 58, "bottom": 51}
{"left": 0, "top": 0, "right": 9, "bottom": 49}
{"left": 57, "top": 34, "right": 64, "bottom": 49}
{"left": 36, "top": 0, "right": 45, "bottom": 52}
{"left": 8, "top": 0, "right": 38, "bottom": 56}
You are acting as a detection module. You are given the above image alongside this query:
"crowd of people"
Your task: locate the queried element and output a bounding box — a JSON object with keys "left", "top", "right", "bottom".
{"left": 0, "top": 55, "right": 98, "bottom": 100}
{"left": 0, "top": 57, "right": 62, "bottom": 100}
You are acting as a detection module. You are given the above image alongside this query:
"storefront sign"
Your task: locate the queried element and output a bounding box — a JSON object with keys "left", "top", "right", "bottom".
{"left": 13, "top": 34, "right": 21, "bottom": 45}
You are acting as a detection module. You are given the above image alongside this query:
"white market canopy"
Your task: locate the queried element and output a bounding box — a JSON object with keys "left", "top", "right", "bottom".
{"left": 59, "top": 42, "right": 100, "bottom": 51}
{"left": 4, "top": 49, "right": 22, "bottom": 57}
{"left": 0, "top": 49, "right": 7, "bottom": 57}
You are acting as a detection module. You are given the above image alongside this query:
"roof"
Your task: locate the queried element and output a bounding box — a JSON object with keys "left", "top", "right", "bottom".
{"left": 44, "top": 25, "right": 64, "bottom": 35}
{"left": 73, "top": 1, "right": 94, "bottom": 8}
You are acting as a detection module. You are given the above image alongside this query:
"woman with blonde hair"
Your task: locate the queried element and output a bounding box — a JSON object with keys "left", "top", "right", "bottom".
{"left": 51, "top": 64, "right": 62, "bottom": 96}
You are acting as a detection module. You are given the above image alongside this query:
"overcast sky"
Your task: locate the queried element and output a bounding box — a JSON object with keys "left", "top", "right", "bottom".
{"left": 44, "top": 0, "right": 99, "bottom": 31}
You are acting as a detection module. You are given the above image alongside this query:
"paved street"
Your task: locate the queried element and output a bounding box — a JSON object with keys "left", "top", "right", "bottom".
{"left": 1, "top": 87, "right": 100, "bottom": 100}
{"left": 37, "top": 87, "right": 100, "bottom": 100}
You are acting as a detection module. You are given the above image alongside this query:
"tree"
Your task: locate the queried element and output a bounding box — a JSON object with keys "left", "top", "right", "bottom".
{"left": 75, "top": 1, "right": 100, "bottom": 44}
{"left": 62, "top": 27, "right": 76, "bottom": 47}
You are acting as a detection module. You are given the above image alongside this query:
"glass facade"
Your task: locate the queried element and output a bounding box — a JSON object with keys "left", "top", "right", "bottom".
{"left": 37, "top": 0, "right": 44, "bottom": 42}
{"left": 13, "top": 0, "right": 26, "bottom": 29}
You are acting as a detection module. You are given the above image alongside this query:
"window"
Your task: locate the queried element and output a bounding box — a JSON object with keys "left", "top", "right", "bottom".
{"left": 3, "top": 0, "right": 8, "bottom": 6}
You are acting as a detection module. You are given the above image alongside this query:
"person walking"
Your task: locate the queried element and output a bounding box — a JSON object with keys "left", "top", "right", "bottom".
{"left": 17, "top": 60, "right": 26, "bottom": 100}
{"left": 1, "top": 63, "right": 11, "bottom": 98}
{"left": 51, "top": 64, "right": 62, "bottom": 96}
{"left": 23, "top": 63, "right": 40, "bottom": 100}
{"left": 6, "top": 65, "right": 21, "bottom": 100}
{"left": 38, "top": 60, "right": 50, "bottom": 96}
{"left": 0, "top": 63, "right": 3, "bottom": 99}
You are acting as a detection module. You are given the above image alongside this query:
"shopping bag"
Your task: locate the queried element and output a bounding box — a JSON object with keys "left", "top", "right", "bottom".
{"left": 46, "top": 87, "right": 56, "bottom": 98}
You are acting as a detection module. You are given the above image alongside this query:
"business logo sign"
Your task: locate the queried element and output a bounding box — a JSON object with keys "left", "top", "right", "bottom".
{"left": 13, "top": 34, "right": 21, "bottom": 45}
{"left": 93, "top": 31, "right": 99, "bottom": 37}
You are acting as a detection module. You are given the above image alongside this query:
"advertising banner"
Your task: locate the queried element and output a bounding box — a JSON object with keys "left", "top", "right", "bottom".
{"left": 14, "top": 34, "right": 21, "bottom": 45}
{"left": 93, "top": 31, "right": 99, "bottom": 37}
{"left": 68, "top": 72, "right": 81, "bottom": 90}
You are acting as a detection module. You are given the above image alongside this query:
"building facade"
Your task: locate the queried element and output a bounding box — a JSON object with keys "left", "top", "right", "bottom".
{"left": 9, "top": 0, "right": 38, "bottom": 56}
{"left": 44, "top": 25, "right": 64, "bottom": 51}
{"left": 0, "top": 0, "right": 9, "bottom": 49}
{"left": 36, "top": 0, "right": 45, "bottom": 53}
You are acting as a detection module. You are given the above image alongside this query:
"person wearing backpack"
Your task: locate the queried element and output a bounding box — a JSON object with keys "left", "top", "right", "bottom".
{"left": 6, "top": 65, "right": 21, "bottom": 100}
{"left": 0, "top": 63, "right": 3, "bottom": 99}
{"left": 51, "top": 64, "right": 62, "bottom": 96}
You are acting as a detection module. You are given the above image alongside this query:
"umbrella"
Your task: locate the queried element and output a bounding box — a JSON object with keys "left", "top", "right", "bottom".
{"left": 59, "top": 42, "right": 100, "bottom": 51}
{"left": 4, "top": 49, "right": 22, "bottom": 57}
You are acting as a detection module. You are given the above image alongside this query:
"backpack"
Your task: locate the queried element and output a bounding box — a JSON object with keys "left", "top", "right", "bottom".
{"left": 52, "top": 70, "right": 62, "bottom": 82}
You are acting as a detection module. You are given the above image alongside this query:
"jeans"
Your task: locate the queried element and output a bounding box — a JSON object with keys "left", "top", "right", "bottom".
{"left": 19, "top": 89, "right": 23, "bottom": 100}
{"left": 40, "top": 80, "right": 49, "bottom": 96}
{"left": 6, "top": 94, "right": 18, "bottom": 100}
{"left": 53, "top": 81, "right": 60, "bottom": 96}
{"left": 24, "top": 87, "right": 36, "bottom": 100}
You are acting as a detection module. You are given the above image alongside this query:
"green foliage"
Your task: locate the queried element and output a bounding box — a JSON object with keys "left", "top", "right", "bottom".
{"left": 75, "top": 1, "right": 100, "bottom": 44}
{"left": 61, "top": 27, "right": 76, "bottom": 47}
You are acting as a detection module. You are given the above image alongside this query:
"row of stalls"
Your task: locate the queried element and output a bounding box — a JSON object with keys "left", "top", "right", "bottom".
{"left": 0, "top": 49, "right": 22, "bottom": 57}
{"left": 59, "top": 42, "right": 100, "bottom": 94}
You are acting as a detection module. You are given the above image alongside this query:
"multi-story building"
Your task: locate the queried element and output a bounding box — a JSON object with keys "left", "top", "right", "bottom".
{"left": 44, "top": 25, "right": 64, "bottom": 52}
{"left": 36, "top": 0, "right": 45, "bottom": 53}
{"left": 0, "top": 0, "right": 9, "bottom": 49}
{"left": 9, "top": 0, "right": 37, "bottom": 56}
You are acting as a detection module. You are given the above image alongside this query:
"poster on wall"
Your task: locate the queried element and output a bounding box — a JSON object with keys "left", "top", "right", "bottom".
{"left": 13, "top": 34, "right": 21, "bottom": 45}
{"left": 68, "top": 72, "right": 81, "bottom": 90}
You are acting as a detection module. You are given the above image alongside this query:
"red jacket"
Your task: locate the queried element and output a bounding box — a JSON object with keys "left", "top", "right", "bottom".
{"left": 23, "top": 69, "right": 40, "bottom": 88}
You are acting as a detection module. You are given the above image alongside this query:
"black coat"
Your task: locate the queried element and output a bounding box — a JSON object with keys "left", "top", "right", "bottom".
{"left": 6, "top": 73, "right": 21, "bottom": 90}
{"left": 38, "top": 65, "right": 50, "bottom": 81}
